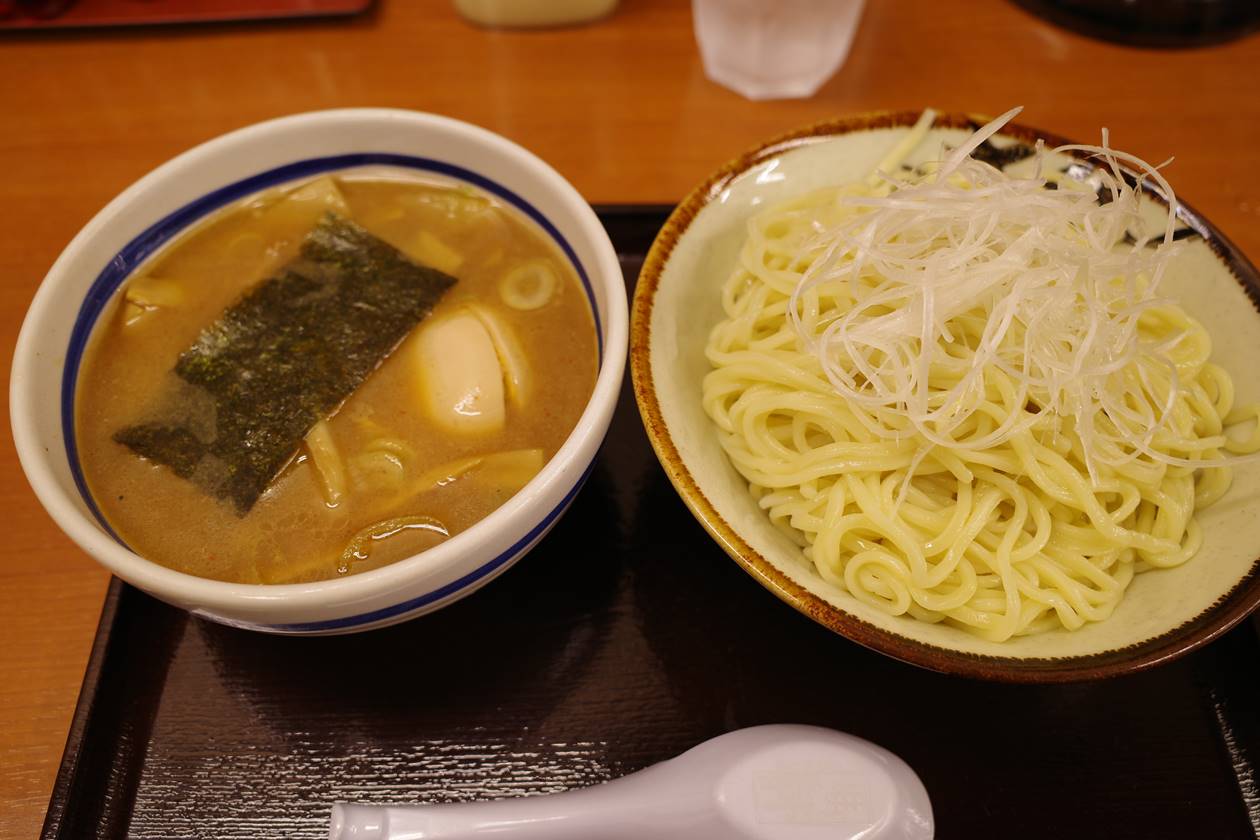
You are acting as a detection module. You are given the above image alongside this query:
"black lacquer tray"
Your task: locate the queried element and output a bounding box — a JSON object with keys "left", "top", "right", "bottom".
{"left": 42, "top": 207, "right": 1260, "bottom": 840}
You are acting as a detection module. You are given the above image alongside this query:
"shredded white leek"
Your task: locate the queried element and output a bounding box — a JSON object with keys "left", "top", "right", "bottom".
{"left": 789, "top": 106, "right": 1250, "bottom": 482}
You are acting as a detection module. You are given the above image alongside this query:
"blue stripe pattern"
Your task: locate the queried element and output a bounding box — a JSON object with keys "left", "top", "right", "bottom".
{"left": 61, "top": 154, "right": 604, "bottom": 632}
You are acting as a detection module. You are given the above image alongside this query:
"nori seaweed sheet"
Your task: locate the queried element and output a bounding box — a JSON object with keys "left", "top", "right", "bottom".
{"left": 115, "top": 216, "right": 456, "bottom": 514}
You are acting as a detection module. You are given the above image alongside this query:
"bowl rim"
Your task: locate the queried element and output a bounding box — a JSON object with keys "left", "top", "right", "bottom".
{"left": 630, "top": 109, "right": 1260, "bottom": 683}
{"left": 10, "top": 107, "right": 627, "bottom": 620}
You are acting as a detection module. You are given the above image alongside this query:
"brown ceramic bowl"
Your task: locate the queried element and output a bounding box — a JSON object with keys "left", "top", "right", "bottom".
{"left": 630, "top": 111, "right": 1260, "bottom": 682}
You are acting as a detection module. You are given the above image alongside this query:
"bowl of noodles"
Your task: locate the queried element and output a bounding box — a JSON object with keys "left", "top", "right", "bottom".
{"left": 631, "top": 108, "right": 1260, "bottom": 681}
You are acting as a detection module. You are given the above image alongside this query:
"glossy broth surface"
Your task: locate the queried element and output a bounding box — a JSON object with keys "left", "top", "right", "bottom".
{"left": 76, "top": 174, "right": 598, "bottom": 583}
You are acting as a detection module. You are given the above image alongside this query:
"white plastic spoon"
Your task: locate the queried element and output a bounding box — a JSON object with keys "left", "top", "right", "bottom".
{"left": 329, "top": 724, "right": 933, "bottom": 840}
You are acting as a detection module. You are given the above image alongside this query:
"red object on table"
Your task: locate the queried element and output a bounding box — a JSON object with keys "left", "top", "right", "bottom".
{"left": 0, "top": 0, "right": 372, "bottom": 29}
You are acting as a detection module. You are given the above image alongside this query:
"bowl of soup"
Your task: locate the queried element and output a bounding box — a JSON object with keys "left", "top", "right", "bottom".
{"left": 11, "top": 108, "right": 627, "bottom": 634}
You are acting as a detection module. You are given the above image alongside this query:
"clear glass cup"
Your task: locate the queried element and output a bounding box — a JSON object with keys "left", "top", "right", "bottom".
{"left": 692, "top": 0, "right": 866, "bottom": 100}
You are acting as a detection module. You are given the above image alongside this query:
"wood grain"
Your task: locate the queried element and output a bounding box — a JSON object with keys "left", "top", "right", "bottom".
{"left": 2, "top": 1, "right": 1260, "bottom": 836}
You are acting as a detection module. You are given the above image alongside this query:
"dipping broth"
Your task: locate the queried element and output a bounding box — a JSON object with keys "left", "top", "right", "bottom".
{"left": 76, "top": 174, "right": 598, "bottom": 584}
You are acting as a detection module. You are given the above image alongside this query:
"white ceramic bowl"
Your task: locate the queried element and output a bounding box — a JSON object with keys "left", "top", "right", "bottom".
{"left": 632, "top": 112, "right": 1260, "bottom": 681}
{"left": 11, "top": 108, "right": 627, "bottom": 634}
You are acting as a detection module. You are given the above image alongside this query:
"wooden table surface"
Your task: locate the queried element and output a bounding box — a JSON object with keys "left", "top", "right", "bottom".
{"left": 3, "top": 1, "right": 1259, "bottom": 836}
